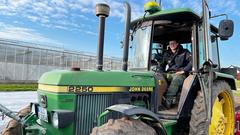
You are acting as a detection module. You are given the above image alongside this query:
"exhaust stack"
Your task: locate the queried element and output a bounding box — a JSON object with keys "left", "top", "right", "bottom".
{"left": 122, "top": 2, "right": 131, "bottom": 71}
{"left": 95, "top": 3, "right": 110, "bottom": 71}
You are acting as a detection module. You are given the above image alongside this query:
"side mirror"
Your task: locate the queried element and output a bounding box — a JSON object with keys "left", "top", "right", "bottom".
{"left": 219, "top": 19, "right": 234, "bottom": 40}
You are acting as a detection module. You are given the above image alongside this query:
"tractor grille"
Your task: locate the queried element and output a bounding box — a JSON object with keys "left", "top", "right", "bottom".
{"left": 75, "top": 93, "right": 129, "bottom": 135}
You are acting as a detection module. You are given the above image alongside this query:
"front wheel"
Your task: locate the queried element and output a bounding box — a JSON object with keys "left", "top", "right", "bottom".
{"left": 90, "top": 117, "right": 158, "bottom": 135}
{"left": 189, "top": 80, "right": 235, "bottom": 135}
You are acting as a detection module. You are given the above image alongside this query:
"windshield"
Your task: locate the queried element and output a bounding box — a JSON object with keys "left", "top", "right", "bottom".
{"left": 129, "top": 23, "right": 152, "bottom": 70}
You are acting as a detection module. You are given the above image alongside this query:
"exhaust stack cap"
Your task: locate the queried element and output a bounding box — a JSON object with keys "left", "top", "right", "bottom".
{"left": 96, "top": 3, "right": 110, "bottom": 17}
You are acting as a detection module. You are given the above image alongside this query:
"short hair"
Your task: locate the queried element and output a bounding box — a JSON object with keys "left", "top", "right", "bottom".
{"left": 169, "top": 40, "right": 178, "bottom": 43}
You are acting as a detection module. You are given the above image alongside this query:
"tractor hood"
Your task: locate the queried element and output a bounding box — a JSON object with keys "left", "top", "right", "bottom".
{"left": 38, "top": 70, "right": 155, "bottom": 87}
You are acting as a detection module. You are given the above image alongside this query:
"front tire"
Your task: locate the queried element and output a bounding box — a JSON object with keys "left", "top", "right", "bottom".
{"left": 189, "top": 81, "right": 235, "bottom": 135}
{"left": 90, "top": 117, "right": 158, "bottom": 135}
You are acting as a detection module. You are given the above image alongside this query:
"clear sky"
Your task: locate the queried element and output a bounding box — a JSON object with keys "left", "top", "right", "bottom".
{"left": 0, "top": 0, "right": 239, "bottom": 67}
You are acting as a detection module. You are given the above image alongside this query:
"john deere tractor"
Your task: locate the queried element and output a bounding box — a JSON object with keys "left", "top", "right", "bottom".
{"left": 0, "top": 0, "right": 236, "bottom": 135}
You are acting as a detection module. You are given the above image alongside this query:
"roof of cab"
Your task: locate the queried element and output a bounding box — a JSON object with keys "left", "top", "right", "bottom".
{"left": 130, "top": 7, "right": 219, "bottom": 33}
{"left": 131, "top": 8, "right": 200, "bottom": 27}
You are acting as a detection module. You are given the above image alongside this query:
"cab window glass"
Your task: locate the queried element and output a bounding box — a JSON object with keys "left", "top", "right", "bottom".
{"left": 209, "top": 32, "right": 219, "bottom": 69}
{"left": 198, "top": 26, "right": 205, "bottom": 67}
{"left": 181, "top": 43, "right": 192, "bottom": 52}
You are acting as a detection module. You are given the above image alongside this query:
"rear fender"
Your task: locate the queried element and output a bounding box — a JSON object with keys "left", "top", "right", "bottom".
{"left": 213, "top": 72, "right": 236, "bottom": 90}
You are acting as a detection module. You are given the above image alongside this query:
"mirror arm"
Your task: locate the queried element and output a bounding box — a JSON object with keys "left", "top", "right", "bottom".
{"left": 210, "top": 13, "right": 228, "bottom": 20}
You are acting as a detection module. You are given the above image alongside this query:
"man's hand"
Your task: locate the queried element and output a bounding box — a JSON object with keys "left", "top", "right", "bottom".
{"left": 175, "top": 71, "right": 185, "bottom": 75}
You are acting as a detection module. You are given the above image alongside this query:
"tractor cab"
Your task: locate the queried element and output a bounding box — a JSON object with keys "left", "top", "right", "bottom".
{"left": 128, "top": 4, "right": 199, "bottom": 115}
{"left": 128, "top": 1, "right": 234, "bottom": 120}
{"left": 129, "top": 6, "right": 199, "bottom": 72}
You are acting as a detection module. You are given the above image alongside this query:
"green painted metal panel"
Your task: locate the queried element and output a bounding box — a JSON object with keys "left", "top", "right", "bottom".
{"left": 36, "top": 90, "right": 129, "bottom": 135}
{"left": 162, "top": 119, "right": 177, "bottom": 135}
{"left": 214, "top": 71, "right": 237, "bottom": 90}
{"left": 37, "top": 90, "right": 76, "bottom": 135}
{"left": 215, "top": 72, "right": 235, "bottom": 80}
{"left": 38, "top": 90, "right": 76, "bottom": 110}
{"left": 38, "top": 70, "right": 155, "bottom": 87}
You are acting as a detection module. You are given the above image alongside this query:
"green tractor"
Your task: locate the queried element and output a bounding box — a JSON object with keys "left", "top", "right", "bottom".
{"left": 0, "top": 0, "right": 236, "bottom": 135}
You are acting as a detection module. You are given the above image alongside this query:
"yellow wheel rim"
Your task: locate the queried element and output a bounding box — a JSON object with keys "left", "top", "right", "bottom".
{"left": 208, "top": 91, "right": 234, "bottom": 135}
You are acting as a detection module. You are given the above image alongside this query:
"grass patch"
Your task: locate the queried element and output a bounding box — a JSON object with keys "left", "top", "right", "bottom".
{"left": 0, "top": 84, "right": 37, "bottom": 91}
{"left": 236, "top": 80, "right": 240, "bottom": 89}
{"left": 233, "top": 90, "right": 240, "bottom": 96}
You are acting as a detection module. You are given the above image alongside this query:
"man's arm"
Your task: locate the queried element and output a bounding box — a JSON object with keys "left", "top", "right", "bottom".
{"left": 183, "top": 51, "right": 192, "bottom": 73}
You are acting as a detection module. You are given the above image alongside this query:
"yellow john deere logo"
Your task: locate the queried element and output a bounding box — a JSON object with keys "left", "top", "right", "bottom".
{"left": 129, "top": 87, "right": 153, "bottom": 92}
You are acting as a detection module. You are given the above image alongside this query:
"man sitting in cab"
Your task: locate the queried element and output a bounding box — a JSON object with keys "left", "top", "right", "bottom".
{"left": 160, "top": 40, "right": 192, "bottom": 109}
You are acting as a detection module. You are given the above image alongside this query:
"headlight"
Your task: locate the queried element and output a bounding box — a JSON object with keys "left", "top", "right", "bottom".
{"left": 52, "top": 112, "right": 59, "bottom": 128}
{"left": 52, "top": 110, "right": 74, "bottom": 128}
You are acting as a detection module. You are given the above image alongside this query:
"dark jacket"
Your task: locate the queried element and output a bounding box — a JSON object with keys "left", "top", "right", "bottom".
{"left": 162, "top": 45, "right": 192, "bottom": 73}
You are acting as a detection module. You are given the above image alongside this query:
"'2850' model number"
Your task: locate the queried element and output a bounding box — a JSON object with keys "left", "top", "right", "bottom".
{"left": 68, "top": 86, "right": 94, "bottom": 93}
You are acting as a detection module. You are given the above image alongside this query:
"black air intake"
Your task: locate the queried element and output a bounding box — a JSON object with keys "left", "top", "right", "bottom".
{"left": 75, "top": 93, "right": 129, "bottom": 135}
